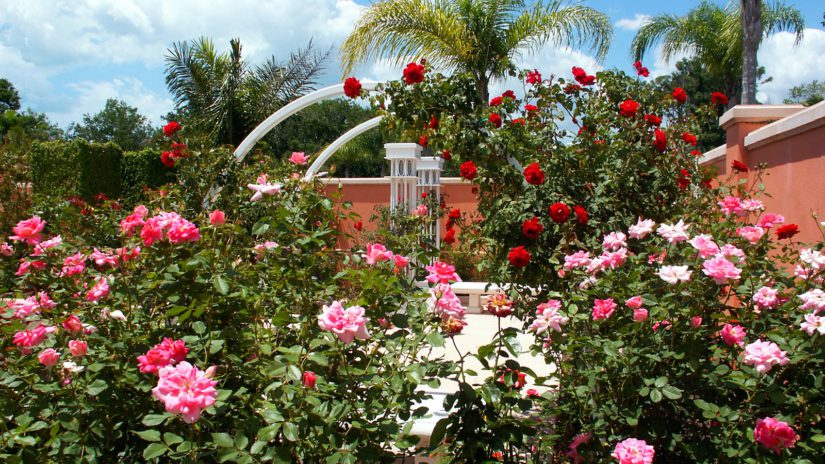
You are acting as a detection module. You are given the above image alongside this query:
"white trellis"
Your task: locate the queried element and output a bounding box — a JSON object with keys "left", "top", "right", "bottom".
{"left": 384, "top": 143, "right": 421, "bottom": 214}
{"left": 417, "top": 155, "right": 444, "bottom": 245}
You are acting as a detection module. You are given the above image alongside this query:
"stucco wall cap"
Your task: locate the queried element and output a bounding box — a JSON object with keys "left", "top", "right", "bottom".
{"left": 719, "top": 104, "right": 804, "bottom": 129}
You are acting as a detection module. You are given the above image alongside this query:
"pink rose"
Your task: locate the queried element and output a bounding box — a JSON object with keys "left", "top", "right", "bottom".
{"left": 689, "top": 234, "right": 719, "bottom": 259}
{"left": 209, "top": 210, "right": 226, "bottom": 226}
{"left": 318, "top": 301, "right": 371, "bottom": 344}
{"left": 9, "top": 216, "right": 46, "bottom": 245}
{"left": 69, "top": 340, "right": 88, "bottom": 357}
{"left": 737, "top": 226, "right": 765, "bottom": 244}
{"left": 743, "top": 340, "right": 789, "bottom": 374}
{"left": 690, "top": 316, "right": 702, "bottom": 328}
{"left": 754, "top": 417, "right": 798, "bottom": 454}
{"left": 753, "top": 286, "right": 779, "bottom": 311}
{"left": 152, "top": 361, "right": 217, "bottom": 424}
{"left": 63, "top": 315, "right": 84, "bottom": 333}
{"left": 85, "top": 277, "right": 110, "bottom": 302}
{"left": 365, "top": 243, "right": 394, "bottom": 265}
{"left": 720, "top": 323, "right": 746, "bottom": 347}
{"left": 288, "top": 152, "right": 308, "bottom": 165}
{"left": 592, "top": 298, "right": 617, "bottom": 321}
{"left": 427, "top": 283, "right": 465, "bottom": 320}
{"left": 425, "top": 261, "right": 461, "bottom": 284}
{"left": 394, "top": 254, "right": 409, "bottom": 269}
{"left": 563, "top": 251, "right": 591, "bottom": 270}
{"left": 625, "top": 296, "right": 643, "bottom": 310}
{"left": 757, "top": 213, "right": 785, "bottom": 229}
{"left": 602, "top": 232, "right": 627, "bottom": 251}
{"left": 611, "top": 438, "right": 654, "bottom": 464}
{"left": 702, "top": 256, "right": 741, "bottom": 285}
{"left": 633, "top": 308, "right": 649, "bottom": 322}
{"left": 38, "top": 348, "right": 60, "bottom": 366}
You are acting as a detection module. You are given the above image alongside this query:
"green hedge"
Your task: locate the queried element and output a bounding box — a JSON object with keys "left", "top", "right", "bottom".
{"left": 30, "top": 139, "right": 123, "bottom": 201}
{"left": 121, "top": 148, "right": 173, "bottom": 206}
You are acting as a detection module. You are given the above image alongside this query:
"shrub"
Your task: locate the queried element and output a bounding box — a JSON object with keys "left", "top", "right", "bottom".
{"left": 29, "top": 140, "right": 122, "bottom": 202}
{"left": 121, "top": 148, "right": 174, "bottom": 207}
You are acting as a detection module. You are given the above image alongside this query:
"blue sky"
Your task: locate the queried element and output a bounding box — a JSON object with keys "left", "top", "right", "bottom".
{"left": 1, "top": 0, "right": 823, "bottom": 128}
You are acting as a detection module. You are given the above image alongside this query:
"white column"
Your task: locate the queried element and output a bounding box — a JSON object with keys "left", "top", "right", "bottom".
{"left": 384, "top": 143, "right": 422, "bottom": 214}
{"left": 416, "top": 156, "right": 444, "bottom": 247}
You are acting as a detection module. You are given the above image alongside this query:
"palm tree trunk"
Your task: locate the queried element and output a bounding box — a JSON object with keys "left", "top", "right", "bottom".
{"left": 740, "top": 0, "right": 762, "bottom": 104}
{"left": 477, "top": 74, "right": 490, "bottom": 107}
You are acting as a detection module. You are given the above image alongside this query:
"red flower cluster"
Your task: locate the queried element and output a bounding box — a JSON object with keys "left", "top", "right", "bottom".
{"left": 302, "top": 371, "right": 317, "bottom": 389}
{"left": 162, "top": 121, "right": 181, "bottom": 138}
{"left": 571, "top": 66, "right": 596, "bottom": 86}
{"left": 526, "top": 69, "right": 542, "bottom": 85}
{"left": 428, "top": 115, "right": 439, "bottom": 129}
{"left": 444, "top": 228, "right": 456, "bottom": 244}
{"left": 682, "top": 132, "right": 698, "bottom": 146}
{"left": 564, "top": 83, "right": 582, "bottom": 94}
{"left": 402, "top": 61, "right": 426, "bottom": 84}
{"left": 573, "top": 205, "right": 588, "bottom": 225}
{"left": 619, "top": 99, "right": 639, "bottom": 118}
{"left": 653, "top": 128, "right": 667, "bottom": 152}
{"left": 711, "top": 91, "right": 729, "bottom": 106}
{"left": 441, "top": 149, "right": 452, "bottom": 161}
{"left": 633, "top": 60, "right": 650, "bottom": 77}
{"left": 672, "top": 87, "right": 687, "bottom": 104}
{"left": 677, "top": 168, "right": 691, "bottom": 190}
{"left": 508, "top": 246, "right": 531, "bottom": 268}
{"left": 343, "top": 77, "right": 361, "bottom": 99}
{"left": 776, "top": 224, "right": 799, "bottom": 239}
{"left": 732, "top": 160, "right": 749, "bottom": 172}
{"left": 522, "top": 217, "right": 543, "bottom": 239}
{"left": 644, "top": 114, "right": 662, "bottom": 126}
{"left": 523, "top": 162, "right": 545, "bottom": 185}
{"left": 460, "top": 160, "right": 477, "bottom": 180}
{"left": 489, "top": 113, "right": 502, "bottom": 128}
{"left": 418, "top": 134, "right": 428, "bottom": 147}
{"left": 524, "top": 104, "right": 538, "bottom": 113}
{"left": 549, "top": 202, "right": 570, "bottom": 223}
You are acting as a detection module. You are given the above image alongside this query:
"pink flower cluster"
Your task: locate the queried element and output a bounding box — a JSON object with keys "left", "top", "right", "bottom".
{"left": 626, "top": 296, "right": 648, "bottom": 322}
{"left": 318, "top": 301, "right": 371, "bottom": 344}
{"left": 425, "top": 261, "right": 461, "bottom": 284}
{"left": 753, "top": 286, "right": 779, "bottom": 311}
{"left": 120, "top": 206, "right": 200, "bottom": 246}
{"left": 364, "top": 243, "right": 410, "bottom": 272}
{"left": 742, "top": 340, "right": 789, "bottom": 374}
{"left": 152, "top": 361, "right": 217, "bottom": 424}
{"left": 138, "top": 338, "right": 190, "bottom": 374}
{"left": 528, "top": 300, "right": 569, "bottom": 334}
{"left": 592, "top": 298, "right": 617, "bottom": 321}
{"left": 701, "top": 256, "right": 741, "bottom": 285}
{"left": 13, "top": 324, "right": 54, "bottom": 350}
{"left": 4, "top": 292, "right": 56, "bottom": 319}
{"left": 611, "top": 438, "right": 654, "bottom": 464}
{"left": 628, "top": 218, "right": 655, "bottom": 239}
{"left": 85, "top": 277, "right": 110, "bottom": 302}
{"left": 656, "top": 220, "right": 690, "bottom": 244}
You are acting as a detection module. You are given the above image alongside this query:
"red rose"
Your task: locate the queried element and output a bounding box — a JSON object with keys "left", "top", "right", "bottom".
{"left": 460, "top": 160, "right": 477, "bottom": 180}
{"left": 502, "top": 90, "right": 516, "bottom": 100}
{"left": 571, "top": 66, "right": 596, "bottom": 86}
{"left": 633, "top": 61, "right": 650, "bottom": 77}
{"left": 523, "top": 162, "right": 545, "bottom": 185}
{"left": 402, "top": 62, "right": 426, "bottom": 84}
{"left": 343, "top": 77, "right": 361, "bottom": 99}
{"left": 418, "top": 134, "right": 428, "bottom": 147}
{"left": 444, "top": 228, "right": 456, "bottom": 244}
{"left": 549, "top": 202, "right": 570, "bottom": 223}
{"left": 441, "top": 149, "right": 452, "bottom": 161}
{"left": 677, "top": 168, "right": 691, "bottom": 190}
{"left": 644, "top": 114, "right": 662, "bottom": 126}
{"left": 302, "top": 371, "right": 317, "bottom": 389}
{"left": 490, "top": 96, "right": 503, "bottom": 106}
{"left": 160, "top": 151, "right": 175, "bottom": 168}
{"left": 510, "top": 118, "right": 526, "bottom": 126}
{"left": 162, "top": 121, "right": 181, "bottom": 138}
{"left": 354, "top": 221, "right": 363, "bottom": 231}
{"left": 619, "top": 99, "right": 639, "bottom": 117}
{"left": 672, "top": 87, "right": 687, "bottom": 103}
{"left": 522, "top": 217, "right": 543, "bottom": 239}
{"left": 573, "top": 205, "right": 588, "bottom": 225}
{"left": 776, "top": 224, "right": 799, "bottom": 239}
{"left": 508, "top": 246, "right": 531, "bottom": 268}
{"left": 682, "top": 132, "right": 698, "bottom": 146}
{"left": 690, "top": 149, "right": 702, "bottom": 156}
{"left": 564, "top": 83, "right": 582, "bottom": 94}
{"left": 448, "top": 208, "right": 461, "bottom": 220}
{"left": 526, "top": 69, "right": 542, "bottom": 85}
{"left": 489, "top": 113, "right": 502, "bottom": 128}
{"left": 711, "top": 92, "right": 729, "bottom": 106}
{"left": 524, "top": 104, "right": 538, "bottom": 112}
{"left": 732, "top": 160, "right": 749, "bottom": 172}
{"left": 653, "top": 128, "right": 667, "bottom": 152}
{"left": 429, "top": 115, "right": 439, "bottom": 129}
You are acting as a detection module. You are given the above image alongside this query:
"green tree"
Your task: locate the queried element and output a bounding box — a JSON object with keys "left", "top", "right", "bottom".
{"left": 341, "top": 0, "right": 612, "bottom": 103}
{"left": 784, "top": 80, "right": 825, "bottom": 106}
{"left": 631, "top": 0, "right": 803, "bottom": 106}
{"left": 164, "top": 37, "right": 328, "bottom": 147}
{"left": 0, "top": 78, "right": 21, "bottom": 112}
{"left": 69, "top": 98, "right": 155, "bottom": 151}
{"left": 1, "top": 109, "right": 63, "bottom": 142}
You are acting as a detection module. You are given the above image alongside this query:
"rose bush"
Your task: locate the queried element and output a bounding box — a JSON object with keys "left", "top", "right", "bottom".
{"left": 0, "top": 148, "right": 459, "bottom": 462}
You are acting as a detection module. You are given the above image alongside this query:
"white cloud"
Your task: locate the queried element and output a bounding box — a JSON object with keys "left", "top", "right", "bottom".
{"left": 758, "top": 28, "right": 825, "bottom": 104}
{"left": 614, "top": 14, "right": 651, "bottom": 32}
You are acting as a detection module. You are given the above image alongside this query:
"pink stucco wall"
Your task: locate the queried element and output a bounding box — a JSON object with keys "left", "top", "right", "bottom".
{"left": 704, "top": 103, "right": 825, "bottom": 244}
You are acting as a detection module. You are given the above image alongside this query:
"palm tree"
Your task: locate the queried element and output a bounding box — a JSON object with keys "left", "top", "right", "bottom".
{"left": 165, "top": 37, "right": 329, "bottom": 147}
{"left": 340, "top": 0, "right": 612, "bottom": 103}
{"left": 631, "top": 1, "right": 803, "bottom": 106}
{"left": 741, "top": 0, "right": 761, "bottom": 104}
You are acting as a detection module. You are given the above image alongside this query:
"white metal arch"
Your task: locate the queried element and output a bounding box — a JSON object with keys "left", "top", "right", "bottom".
{"left": 233, "top": 81, "right": 383, "bottom": 163}
{"left": 303, "top": 116, "right": 383, "bottom": 181}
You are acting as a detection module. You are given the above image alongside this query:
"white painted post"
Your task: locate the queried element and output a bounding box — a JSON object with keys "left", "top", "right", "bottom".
{"left": 384, "top": 143, "right": 422, "bottom": 214}
{"left": 416, "top": 156, "right": 444, "bottom": 247}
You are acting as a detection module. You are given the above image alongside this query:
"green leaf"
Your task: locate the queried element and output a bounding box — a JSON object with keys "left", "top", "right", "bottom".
{"left": 426, "top": 331, "right": 445, "bottom": 348}
{"left": 810, "top": 434, "right": 825, "bottom": 443}
{"left": 282, "top": 422, "right": 298, "bottom": 442}
{"left": 252, "top": 222, "right": 270, "bottom": 235}
{"left": 192, "top": 321, "right": 207, "bottom": 335}
{"left": 134, "top": 430, "right": 161, "bottom": 442}
{"left": 163, "top": 433, "right": 184, "bottom": 445}
{"left": 429, "top": 418, "right": 450, "bottom": 450}
{"left": 86, "top": 379, "right": 108, "bottom": 396}
{"left": 143, "top": 443, "right": 167, "bottom": 460}
{"left": 212, "top": 432, "right": 234, "bottom": 448}
{"left": 654, "top": 376, "right": 668, "bottom": 388}
{"left": 213, "top": 275, "right": 229, "bottom": 295}
{"left": 650, "top": 389, "right": 663, "bottom": 403}
{"left": 662, "top": 385, "right": 683, "bottom": 400}
{"left": 142, "top": 414, "right": 168, "bottom": 426}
